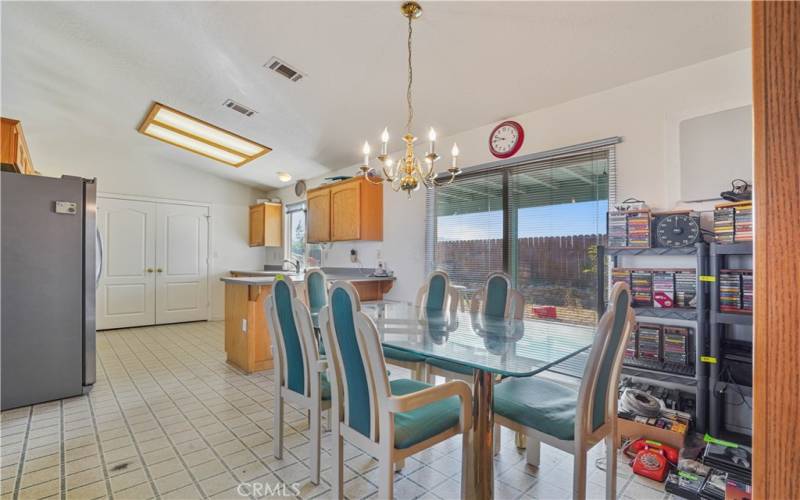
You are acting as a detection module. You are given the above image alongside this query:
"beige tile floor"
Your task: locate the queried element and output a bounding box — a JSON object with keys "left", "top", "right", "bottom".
{"left": 0, "top": 321, "right": 669, "bottom": 500}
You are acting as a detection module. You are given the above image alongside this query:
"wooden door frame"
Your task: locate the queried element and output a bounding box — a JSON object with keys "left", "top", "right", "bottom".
{"left": 98, "top": 192, "right": 213, "bottom": 322}
{"left": 752, "top": 2, "right": 800, "bottom": 498}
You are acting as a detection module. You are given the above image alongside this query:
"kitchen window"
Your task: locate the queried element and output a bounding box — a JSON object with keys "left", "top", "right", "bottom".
{"left": 285, "top": 202, "right": 322, "bottom": 269}
{"left": 426, "top": 138, "right": 618, "bottom": 325}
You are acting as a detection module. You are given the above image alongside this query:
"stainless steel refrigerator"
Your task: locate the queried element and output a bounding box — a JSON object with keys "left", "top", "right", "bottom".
{"left": 1, "top": 172, "right": 99, "bottom": 410}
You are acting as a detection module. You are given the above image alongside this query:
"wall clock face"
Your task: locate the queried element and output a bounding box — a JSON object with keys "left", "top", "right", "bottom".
{"left": 294, "top": 180, "right": 307, "bottom": 197}
{"left": 655, "top": 214, "right": 700, "bottom": 248}
{"left": 489, "top": 121, "right": 524, "bottom": 158}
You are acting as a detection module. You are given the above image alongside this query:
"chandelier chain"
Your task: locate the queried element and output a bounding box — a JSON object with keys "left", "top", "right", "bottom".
{"left": 358, "top": 2, "right": 460, "bottom": 196}
{"left": 406, "top": 15, "right": 413, "bottom": 133}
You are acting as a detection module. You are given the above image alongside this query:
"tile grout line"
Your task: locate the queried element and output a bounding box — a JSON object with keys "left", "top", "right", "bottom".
{"left": 11, "top": 405, "right": 32, "bottom": 500}
{"left": 116, "top": 325, "right": 283, "bottom": 498}
{"left": 86, "top": 388, "right": 116, "bottom": 499}
{"left": 154, "top": 322, "right": 334, "bottom": 470}
{"left": 92, "top": 334, "right": 155, "bottom": 498}
{"left": 149, "top": 322, "right": 336, "bottom": 493}
{"left": 104, "top": 329, "right": 211, "bottom": 497}
{"left": 59, "top": 399, "right": 66, "bottom": 500}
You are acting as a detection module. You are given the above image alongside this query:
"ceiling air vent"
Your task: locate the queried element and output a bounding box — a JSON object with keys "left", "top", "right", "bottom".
{"left": 222, "top": 99, "right": 256, "bottom": 117}
{"left": 264, "top": 57, "right": 305, "bottom": 82}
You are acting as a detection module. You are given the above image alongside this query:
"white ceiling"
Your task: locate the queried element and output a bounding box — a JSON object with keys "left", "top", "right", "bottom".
{"left": 1, "top": 1, "right": 749, "bottom": 190}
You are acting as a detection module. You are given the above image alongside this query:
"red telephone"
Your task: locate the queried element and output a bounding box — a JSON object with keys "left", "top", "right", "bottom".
{"left": 623, "top": 439, "right": 679, "bottom": 482}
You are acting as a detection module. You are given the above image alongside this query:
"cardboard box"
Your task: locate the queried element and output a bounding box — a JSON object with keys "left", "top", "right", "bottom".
{"left": 617, "top": 417, "right": 686, "bottom": 449}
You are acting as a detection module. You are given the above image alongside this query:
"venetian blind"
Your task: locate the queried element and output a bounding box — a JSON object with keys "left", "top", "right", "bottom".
{"left": 426, "top": 139, "right": 617, "bottom": 325}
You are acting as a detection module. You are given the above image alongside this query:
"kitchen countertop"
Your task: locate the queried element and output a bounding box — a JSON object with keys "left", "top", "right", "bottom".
{"left": 222, "top": 272, "right": 396, "bottom": 286}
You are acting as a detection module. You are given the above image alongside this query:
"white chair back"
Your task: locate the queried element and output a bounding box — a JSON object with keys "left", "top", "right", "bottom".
{"left": 471, "top": 271, "right": 525, "bottom": 320}
{"left": 575, "top": 281, "right": 634, "bottom": 438}
{"left": 265, "top": 277, "right": 322, "bottom": 398}
{"left": 318, "top": 281, "right": 382, "bottom": 444}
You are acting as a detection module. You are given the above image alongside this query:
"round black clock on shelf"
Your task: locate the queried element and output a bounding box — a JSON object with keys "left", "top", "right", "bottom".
{"left": 654, "top": 214, "right": 700, "bottom": 248}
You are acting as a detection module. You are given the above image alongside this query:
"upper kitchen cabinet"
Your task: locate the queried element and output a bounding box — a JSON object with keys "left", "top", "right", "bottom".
{"left": 249, "top": 202, "right": 282, "bottom": 247}
{"left": 306, "top": 177, "right": 382, "bottom": 242}
{"left": 1, "top": 118, "right": 34, "bottom": 175}
{"left": 307, "top": 188, "right": 331, "bottom": 243}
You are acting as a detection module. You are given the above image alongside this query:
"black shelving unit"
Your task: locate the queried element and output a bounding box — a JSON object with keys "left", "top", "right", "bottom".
{"left": 708, "top": 242, "right": 753, "bottom": 438}
{"left": 605, "top": 242, "right": 710, "bottom": 432}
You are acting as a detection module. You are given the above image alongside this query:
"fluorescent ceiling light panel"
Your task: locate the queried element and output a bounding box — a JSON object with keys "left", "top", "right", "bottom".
{"left": 138, "top": 102, "right": 271, "bottom": 167}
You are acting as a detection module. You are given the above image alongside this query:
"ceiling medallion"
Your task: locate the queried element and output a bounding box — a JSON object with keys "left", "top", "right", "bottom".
{"left": 358, "top": 1, "right": 461, "bottom": 197}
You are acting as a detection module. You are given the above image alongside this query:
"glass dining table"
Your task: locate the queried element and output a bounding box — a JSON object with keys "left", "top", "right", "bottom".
{"left": 313, "top": 301, "right": 595, "bottom": 500}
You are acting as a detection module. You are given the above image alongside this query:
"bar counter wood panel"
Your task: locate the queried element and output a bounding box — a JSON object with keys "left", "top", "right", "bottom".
{"left": 224, "top": 283, "right": 274, "bottom": 374}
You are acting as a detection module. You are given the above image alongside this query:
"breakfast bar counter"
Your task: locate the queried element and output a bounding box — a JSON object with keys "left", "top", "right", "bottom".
{"left": 221, "top": 272, "right": 395, "bottom": 374}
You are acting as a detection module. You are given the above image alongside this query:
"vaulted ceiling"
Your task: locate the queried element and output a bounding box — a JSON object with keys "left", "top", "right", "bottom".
{"left": 1, "top": 1, "right": 749, "bottom": 189}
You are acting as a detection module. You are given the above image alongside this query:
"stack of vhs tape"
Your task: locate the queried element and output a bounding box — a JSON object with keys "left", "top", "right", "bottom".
{"left": 665, "top": 470, "right": 705, "bottom": 499}
{"left": 612, "top": 269, "right": 696, "bottom": 309}
{"left": 624, "top": 329, "right": 637, "bottom": 359}
{"left": 637, "top": 323, "right": 662, "bottom": 361}
{"left": 734, "top": 204, "right": 753, "bottom": 242}
{"left": 608, "top": 212, "right": 628, "bottom": 248}
{"left": 700, "top": 469, "right": 728, "bottom": 500}
{"left": 662, "top": 326, "right": 690, "bottom": 366}
{"left": 631, "top": 271, "right": 653, "bottom": 307}
{"left": 742, "top": 272, "right": 753, "bottom": 313}
{"left": 703, "top": 443, "right": 752, "bottom": 484}
{"left": 720, "top": 270, "right": 744, "bottom": 312}
{"left": 714, "top": 205, "right": 735, "bottom": 244}
{"left": 715, "top": 201, "right": 754, "bottom": 244}
{"left": 612, "top": 268, "right": 630, "bottom": 287}
{"left": 675, "top": 270, "right": 697, "bottom": 308}
{"left": 626, "top": 211, "right": 651, "bottom": 248}
{"left": 653, "top": 271, "right": 675, "bottom": 308}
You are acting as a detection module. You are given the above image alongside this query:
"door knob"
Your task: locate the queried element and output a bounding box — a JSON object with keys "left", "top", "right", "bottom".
{"left": 146, "top": 268, "right": 154, "bottom": 273}
{"left": 156, "top": 268, "right": 163, "bottom": 273}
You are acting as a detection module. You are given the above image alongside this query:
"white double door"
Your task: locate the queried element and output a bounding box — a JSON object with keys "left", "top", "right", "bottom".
{"left": 97, "top": 197, "right": 209, "bottom": 330}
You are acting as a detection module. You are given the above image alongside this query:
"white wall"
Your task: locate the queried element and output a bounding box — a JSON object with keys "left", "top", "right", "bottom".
{"left": 267, "top": 49, "right": 753, "bottom": 302}
{"left": 30, "top": 149, "right": 268, "bottom": 321}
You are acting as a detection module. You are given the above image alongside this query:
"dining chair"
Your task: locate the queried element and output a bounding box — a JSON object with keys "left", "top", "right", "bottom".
{"left": 428, "top": 271, "right": 525, "bottom": 383}
{"left": 265, "top": 277, "right": 331, "bottom": 485}
{"left": 306, "top": 267, "right": 427, "bottom": 380}
{"left": 304, "top": 268, "right": 329, "bottom": 356}
{"left": 492, "top": 281, "right": 634, "bottom": 499}
{"left": 470, "top": 271, "right": 525, "bottom": 320}
{"left": 414, "top": 270, "right": 460, "bottom": 317}
{"left": 304, "top": 267, "right": 328, "bottom": 316}
{"left": 318, "top": 281, "right": 473, "bottom": 500}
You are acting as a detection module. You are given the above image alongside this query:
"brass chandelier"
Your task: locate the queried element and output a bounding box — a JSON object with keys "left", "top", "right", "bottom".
{"left": 359, "top": 1, "right": 461, "bottom": 197}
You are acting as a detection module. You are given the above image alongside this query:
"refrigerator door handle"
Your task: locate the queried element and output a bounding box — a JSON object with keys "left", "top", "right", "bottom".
{"left": 95, "top": 227, "right": 103, "bottom": 289}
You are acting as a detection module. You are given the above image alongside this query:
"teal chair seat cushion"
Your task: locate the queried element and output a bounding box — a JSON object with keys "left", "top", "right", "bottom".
{"left": 389, "top": 379, "right": 461, "bottom": 449}
{"left": 493, "top": 377, "right": 578, "bottom": 441}
{"left": 426, "top": 357, "right": 474, "bottom": 376}
{"left": 383, "top": 346, "right": 426, "bottom": 363}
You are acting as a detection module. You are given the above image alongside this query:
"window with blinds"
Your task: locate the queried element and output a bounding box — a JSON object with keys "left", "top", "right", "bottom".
{"left": 427, "top": 140, "right": 616, "bottom": 326}
{"left": 431, "top": 171, "right": 504, "bottom": 298}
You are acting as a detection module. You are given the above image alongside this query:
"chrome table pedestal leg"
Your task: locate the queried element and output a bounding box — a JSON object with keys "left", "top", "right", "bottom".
{"left": 462, "top": 369, "right": 494, "bottom": 500}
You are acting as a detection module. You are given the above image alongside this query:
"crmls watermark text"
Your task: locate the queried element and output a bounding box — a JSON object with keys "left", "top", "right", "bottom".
{"left": 236, "top": 481, "right": 301, "bottom": 497}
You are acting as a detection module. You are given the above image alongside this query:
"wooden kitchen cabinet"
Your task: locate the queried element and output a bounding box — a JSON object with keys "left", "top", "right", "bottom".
{"left": 306, "top": 177, "right": 382, "bottom": 242}
{"left": 249, "top": 202, "right": 282, "bottom": 247}
{"left": 1, "top": 118, "right": 34, "bottom": 175}
{"left": 307, "top": 189, "right": 331, "bottom": 243}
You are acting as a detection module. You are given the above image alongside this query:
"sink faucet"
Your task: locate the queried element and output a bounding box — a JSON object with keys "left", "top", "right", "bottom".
{"left": 283, "top": 259, "right": 301, "bottom": 274}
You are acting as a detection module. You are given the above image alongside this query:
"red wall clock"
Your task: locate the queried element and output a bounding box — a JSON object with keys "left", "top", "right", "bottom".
{"left": 489, "top": 120, "right": 524, "bottom": 159}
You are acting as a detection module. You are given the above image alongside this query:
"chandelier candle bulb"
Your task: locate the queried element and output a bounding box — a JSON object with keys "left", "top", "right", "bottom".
{"left": 428, "top": 127, "right": 437, "bottom": 155}
{"left": 362, "top": 141, "right": 371, "bottom": 166}
{"left": 381, "top": 128, "right": 389, "bottom": 155}
{"left": 451, "top": 143, "right": 459, "bottom": 168}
